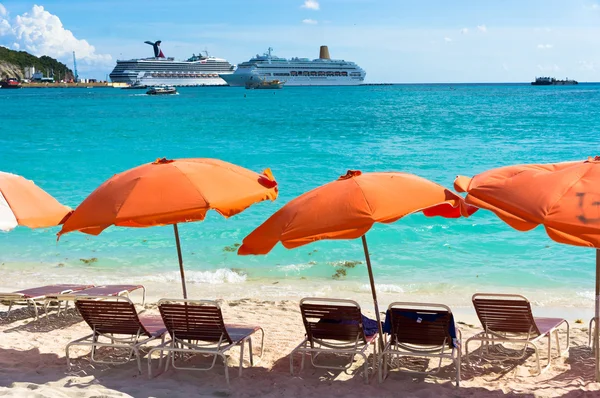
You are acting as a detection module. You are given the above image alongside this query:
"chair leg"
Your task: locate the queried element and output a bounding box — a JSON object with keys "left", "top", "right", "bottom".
{"left": 248, "top": 337, "right": 254, "bottom": 366}
{"left": 238, "top": 341, "right": 245, "bottom": 377}
{"left": 362, "top": 354, "right": 369, "bottom": 384}
{"left": 371, "top": 341, "right": 377, "bottom": 375}
{"left": 456, "top": 348, "right": 461, "bottom": 387}
{"left": 222, "top": 354, "right": 230, "bottom": 386}
{"left": 133, "top": 346, "right": 142, "bottom": 374}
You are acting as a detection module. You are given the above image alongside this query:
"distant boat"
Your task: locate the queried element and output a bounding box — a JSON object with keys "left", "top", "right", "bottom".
{"left": 221, "top": 46, "right": 365, "bottom": 87}
{"left": 146, "top": 85, "right": 177, "bottom": 95}
{"left": 245, "top": 78, "right": 285, "bottom": 90}
{"left": 531, "top": 77, "right": 578, "bottom": 86}
{"left": 109, "top": 40, "right": 234, "bottom": 87}
{"left": 0, "top": 78, "right": 22, "bottom": 89}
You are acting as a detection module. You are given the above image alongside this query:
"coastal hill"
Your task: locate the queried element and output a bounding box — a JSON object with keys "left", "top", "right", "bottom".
{"left": 0, "top": 46, "right": 73, "bottom": 80}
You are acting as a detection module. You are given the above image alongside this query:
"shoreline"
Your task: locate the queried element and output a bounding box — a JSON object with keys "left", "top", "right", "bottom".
{"left": 0, "top": 276, "right": 594, "bottom": 321}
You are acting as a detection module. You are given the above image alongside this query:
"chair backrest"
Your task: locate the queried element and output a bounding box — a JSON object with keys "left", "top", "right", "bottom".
{"left": 75, "top": 296, "right": 149, "bottom": 337}
{"left": 300, "top": 298, "right": 366, "bottom": 344}
{"left": 472, "top": 293, "right": 539, "bottom": 335}
{"left": 388, "top": 302, "right": 454, "bottom": 348}
{"left": 158, "top": 299, "right": 232, "bottom": 344}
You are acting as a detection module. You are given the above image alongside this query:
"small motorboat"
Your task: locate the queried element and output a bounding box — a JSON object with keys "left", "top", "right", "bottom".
{"left": 245, "top": 79, "right": 285, "bottom": 90}
{"left": 0, "top": 78, "right": 22, "bottom": 89}
{"left": 146, "top": 85, "right": 177, "bottom": 95}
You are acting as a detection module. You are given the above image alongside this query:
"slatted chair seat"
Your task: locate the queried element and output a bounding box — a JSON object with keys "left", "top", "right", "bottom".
{"left": 66, "top": 296, "right": 166, "bottom": 373}
{"left": 290, "top": 298, "right": 379, "bottom": 384}
{"left": 147, "top": 299, "right": 264, "bottom": 386}
{"left": 465, "top": 293, "right": 570, "bottom": 374}
{"left": 378, "top": 302, "right": 461, "bottom": 387}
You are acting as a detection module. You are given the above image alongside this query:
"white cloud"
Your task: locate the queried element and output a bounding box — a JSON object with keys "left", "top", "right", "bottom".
{"left": 477, "top": 24, "right": 487, "bottom": 33}
{"left": 302, "top": 19, "right": 318, "bottom": 25}
{"left": 579, "top": 60, "right": 596, "bottom": 71}
{"left": 460, "top": 28, "right": 469, "bottom": 34}
{"left": 537, "top": 44, "right": 553, "bottom": 49}
{"left": 588, "top": 3, "right": 599, "bottom": 9}
{"left": 301, "top": 0, "right": 320, "bottom": 10}
{"left": 444, "top": 37, "right": 452, "bottom": 42}
{"left": 0, "top": 5, "right": 111, "bottom": 66}
{"left": 0, "top": 3, "right": 7, "bottom": 17}
{"left": 537, "top": 64, "right": 560, "bottom": 73}
{"left": 0, "top": 17, "right": 9, "bottom": 35}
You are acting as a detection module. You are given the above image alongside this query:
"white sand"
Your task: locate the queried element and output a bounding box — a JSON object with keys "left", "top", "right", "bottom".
{"left": 1, "top": 295, "right": 599, "bottom": 398}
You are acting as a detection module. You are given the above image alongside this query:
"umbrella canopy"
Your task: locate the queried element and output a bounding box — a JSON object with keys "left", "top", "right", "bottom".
{"left": 454, "top": 156, "right": 600, "bottom": 380}
{"left": 239, "top": 170, "right": 476, "bottom": 348}
{"left": 58, "top": 158, "right": 278, "bottom": 298}
{"left": 0, "top": 171, "right": 71, "bottom": 231}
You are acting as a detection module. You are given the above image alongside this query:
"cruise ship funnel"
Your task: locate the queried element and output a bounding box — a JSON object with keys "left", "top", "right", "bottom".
{"left": 319, "top": 45, "right": 330, "bottom": 60}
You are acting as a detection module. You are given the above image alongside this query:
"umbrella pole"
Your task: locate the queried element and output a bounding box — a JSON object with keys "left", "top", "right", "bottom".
{"left": 361, "top": 235, "right": 385, "bottom": 351}
{"left": 173, "top": 223, "right": 188, "bottom": 299}
{"left": 592, "top": 249, "right": 600, "bottom": 381}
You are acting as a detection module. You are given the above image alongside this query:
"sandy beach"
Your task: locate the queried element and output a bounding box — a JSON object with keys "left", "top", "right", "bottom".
{"left": 1, "top": 290, "right": 599, "bottom": 398}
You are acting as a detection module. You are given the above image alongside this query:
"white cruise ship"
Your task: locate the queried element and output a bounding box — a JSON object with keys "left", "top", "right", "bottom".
{"left": 109, "top": 41, "right": 234, "bottom": 86}
{"left": 220, "top": 46, "right": 366, "bottom": 87}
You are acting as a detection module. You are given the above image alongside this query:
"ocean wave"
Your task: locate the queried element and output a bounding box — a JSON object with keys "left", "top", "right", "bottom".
{"left": 359, "top": 283, "right": 404, "bottom": 293}
{"left": 140, "top": 269, "right": 247, "bottom": 284}
{"left": 276, "top": 263, "right": 316, "bottom": 273}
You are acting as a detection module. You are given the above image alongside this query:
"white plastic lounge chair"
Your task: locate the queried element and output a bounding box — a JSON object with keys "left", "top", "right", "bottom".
{"left": 378, "top": 302, "right": 461, "bottom": 387}
{"left": 55, "top": 284, "right": 146, "bottom": 314}
{"left": 66, "top": 296, "right": 166, "bottom": 373}
{"left": 466, "top": 293, "right": 569, "bottom": 374}
{"left": 290, "top": 297, "right": 378, "bottom": 384}
{"left": 0, "top": 284, "right": 93, "bottom": 320}
{"left": 148, "top": 299, "right": 264, "bottom": 386}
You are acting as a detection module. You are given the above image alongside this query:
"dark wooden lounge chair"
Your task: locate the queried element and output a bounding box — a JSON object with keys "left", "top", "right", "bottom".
{"left": 466, "top": 293, "right": 569, "bottom": 374}
{"left": 66, "top": 296, "right": 166, "bottom": 373}
{"left": 148, "top": 299, "right": 264, "bottom": 385}
{"left": 379, "top": 302, "right": 461, "bottom": 386}
{"left": 290, "top": 297, "right": 378, "bottom": 384}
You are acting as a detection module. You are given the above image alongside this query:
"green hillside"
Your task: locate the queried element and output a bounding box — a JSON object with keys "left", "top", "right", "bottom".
{"left": 0, "top": 46, "right": 74, "bottom": 80}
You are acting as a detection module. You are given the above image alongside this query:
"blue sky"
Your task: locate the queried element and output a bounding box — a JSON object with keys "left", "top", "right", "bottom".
{"left": 0, "top": 0, "right": 599, "bottom": 82}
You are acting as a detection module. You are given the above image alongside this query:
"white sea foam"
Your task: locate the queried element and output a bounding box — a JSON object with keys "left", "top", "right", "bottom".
{"left": 276, "top": 263, "right": 315, "bottom": 273}
{"left": 359, "top": 283, "right": 404, "bottom": 293}
{"left": 140, "top": 269, "right": 247, "bottom": 284}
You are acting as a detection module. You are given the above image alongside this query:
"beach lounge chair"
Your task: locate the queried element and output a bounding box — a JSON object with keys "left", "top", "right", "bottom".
{"left": 148, "top": 299, "right": 264, "bottom": 385}
{"left": 55, "top": 284, "right": 146, "bottom": 314}
{"left": 290, "top": 297, "right": 379, "bottom": 384}
{"left": 466, "top": 293, "right": 569, "bottom": 374}
{"left": 0, "top": 284, "right": 93, "bottom": 320}
{"left": 378, "top": 302, "right": 461, "bottom": 387}
{"left": 66, "top": 296, "right": 166, "bottom": 373}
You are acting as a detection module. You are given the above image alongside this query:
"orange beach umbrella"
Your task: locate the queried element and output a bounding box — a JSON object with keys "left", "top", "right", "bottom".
{"left": 58, "top": 158, "right": 278, "bottom": 298}
{"left": 454, "top": 156, "right": 600, "bottom": 381}
{"left": 0, "top": 171, "right": 71, "bottom": 231}
{"left": 239, "top": 170, "right": 476, "bottom": 348}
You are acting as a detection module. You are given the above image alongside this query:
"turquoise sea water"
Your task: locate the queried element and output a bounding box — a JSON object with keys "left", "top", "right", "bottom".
{"left": 1, "top": 84, "right": 599, "bottom": 308}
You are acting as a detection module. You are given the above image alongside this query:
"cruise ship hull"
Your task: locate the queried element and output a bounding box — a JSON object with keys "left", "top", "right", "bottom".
{"left": 220, "top": 73, "right": 364, "bottom": 87}
{"left": 111, "top": 74, "right": 230, "bottom": 87}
